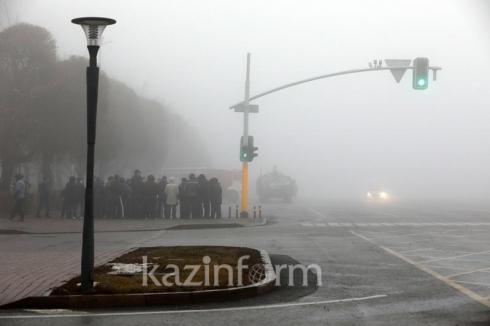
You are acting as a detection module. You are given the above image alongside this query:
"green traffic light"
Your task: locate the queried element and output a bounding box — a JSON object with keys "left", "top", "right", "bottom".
{"left": 412, "top": 57, "right": 429, "bottom": 90}
{"left": 240, "top": 148, "right": 248, "bottom": 162}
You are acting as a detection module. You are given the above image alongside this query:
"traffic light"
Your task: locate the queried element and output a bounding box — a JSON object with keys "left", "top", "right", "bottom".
{"left": 247, "top": 136, "right": 258, "bottom": 162}
{"left": 412, "top": 57, "right": 429, "bottom": 90}
{"left": 240, "top": 136, "right": 258, "bottom": 162}
{"left": 240, "top": 138, "right": 249, "bottom": 162}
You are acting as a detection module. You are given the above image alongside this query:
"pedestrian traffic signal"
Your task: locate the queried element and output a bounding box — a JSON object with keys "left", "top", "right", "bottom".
{"left": 240, "top": 136, "right": 258, "bottom": 162}
{"left": 412, "top": 57, "right": 429, "bottom": 90}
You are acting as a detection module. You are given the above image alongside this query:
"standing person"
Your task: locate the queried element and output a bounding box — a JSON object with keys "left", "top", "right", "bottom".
{"left": 178, "top": 177, "right": 188, "bottom": 218}
{"left": 36, "top": 177, "right": 51, "bottom": 218}
{"left": 94, "top": 177, "right": 105, "bottom": 219}
{"left": 164, "top": 177, "right": 179, "bottom": 219}
{"left": 75, "top": 178, "right": 85, "bottom": 219}
{"left": 112, "top": 175, "right": 125, "bottom": 219}
{"left": 104, "top": 176, "right": 115, "bottom": 218}
{"left": 129, "top": 169, "right": 144, "bottom": 219}
{"left": 157, "top": 176, "right": 167, "bottom": 218}
{"left": 10, "top": 174, "right": 26, "bottom": 222}
{"left": 209, "top": 177, "right": 223, "bottom": 218}
{"left": 143, "top": 175, "right": 159, "bottom": 219}
{"left": 60, "top": 181, "right": 67, "bottom": 219}
{"left": 119, "top": 177, "right": 132, "bottom": 219}
{"left": 64, "top": 176, "right": 78, "bottom": 219}
{"left": 186, "top": 174, "right": 200, "bottom": 219}
{"left": 198, "top": 174, "right": 211, "bottom": 218}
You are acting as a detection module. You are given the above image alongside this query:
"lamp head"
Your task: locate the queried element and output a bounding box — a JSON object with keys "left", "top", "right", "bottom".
{"left": 71, "top": 17, "right": 116, "bottom": 46}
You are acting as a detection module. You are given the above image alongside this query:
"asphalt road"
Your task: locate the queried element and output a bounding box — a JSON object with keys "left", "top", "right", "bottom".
{"left": 1, "top": 200, "right": 490, "bottom": 325}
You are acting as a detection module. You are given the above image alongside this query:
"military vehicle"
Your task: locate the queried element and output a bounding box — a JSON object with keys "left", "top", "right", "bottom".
{"left": 256, "top": 168, "right": 297, "bottom": 203}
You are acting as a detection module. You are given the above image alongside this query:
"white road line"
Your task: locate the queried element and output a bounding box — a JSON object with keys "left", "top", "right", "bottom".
{"left": 456, "top": 280, "right": 490, "bottom": 287}
{"left": 421, "top": 250, "right": 490, "bottom": 264}
{"left": 445, "top": 267, "right": 490, "bottom": 278}
{"left": 350, "top": 230, "right": 490, "bottom": 309}
{"left": 0, "top": 294, "right": 388, "bottom": 320}
{"left": 399, "top": 248, "right": 435, "bottom": 254}
{"left": 299, "top": 222, "right": 490, "bottom": 228}
{"left": 306, "top": 207, "right": 328, "bottom": 221}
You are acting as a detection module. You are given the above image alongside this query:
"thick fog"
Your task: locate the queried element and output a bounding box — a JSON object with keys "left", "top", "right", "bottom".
{"left": 2, "top": 0, "right": 490, "bottom": 200}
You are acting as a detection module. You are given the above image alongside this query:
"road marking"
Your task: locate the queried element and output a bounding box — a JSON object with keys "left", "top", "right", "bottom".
{"left": 306, "top": 207, "right": 328, "bottom": 221}
{"left": 421, "top": 250, "right": 490, "bottom": 264}
{"left": 445, "top": 267, "right": 490, "bottom": 279}
{"left": 299, "top": 222, "right": 490, "bottom": 228}
{"left": 456, "top": 280, "right": 490, "bottom": 287}
{"left": 0, "top": 294, "right": 388, "bottom": 320}
{"left": 399, "top": 248, "right": 435, "bottom": 254}
{"left": 350, "top": 230, "right": 490, "bottom": 309}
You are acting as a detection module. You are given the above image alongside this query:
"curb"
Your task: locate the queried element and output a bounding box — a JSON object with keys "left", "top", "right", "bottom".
{"left": 1, "top": 249, "right": 276, "bottom": 309}
{"left": 0, "top": 218, "right": 267, "bottom": 235}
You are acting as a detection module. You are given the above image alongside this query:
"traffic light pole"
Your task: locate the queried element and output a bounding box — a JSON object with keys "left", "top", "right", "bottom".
{"left": 231, "top": 64, "right": 441, "bottom": 109}
{"left": 232, "top": 58, "right": 440, "bottom": 217}
{"left": 240, "top": 53, "right": 251, "bottom": 218}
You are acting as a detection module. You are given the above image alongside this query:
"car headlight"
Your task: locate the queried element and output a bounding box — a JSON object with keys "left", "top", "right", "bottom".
{"left": 379, "top": 191, "right": 389, "bottom": 199}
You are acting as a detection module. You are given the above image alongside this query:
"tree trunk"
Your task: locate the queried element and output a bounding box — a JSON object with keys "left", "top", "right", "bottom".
{"left": 0, "top": 159, "right": 15, "bottom": 191}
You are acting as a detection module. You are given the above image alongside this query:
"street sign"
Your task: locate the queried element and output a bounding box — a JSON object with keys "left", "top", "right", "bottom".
{"left": 234, "top": 103, "right": 259, "bottom": 113}
{"left": 384, "top": 59, "right": 411, "bottom": 83}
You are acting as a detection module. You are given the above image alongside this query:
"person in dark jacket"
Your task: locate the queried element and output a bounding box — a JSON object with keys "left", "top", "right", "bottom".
{"left": 186, "top": 174, "right": 200, "bottom": 219}
{"left": 119, "top": 177, "right": 132, "bottom": 219}
{"left": 178, "top": 178, "right": 188, "bottom": 218}
{"left": 63, "top": 176, "right": 78, "bottom": 219}
{"left": 10, "top": 174, "right": 26, "bottom": 222}
{"left": 36, "top": 177, "right": 51, "bottom": 218}
{"left": 209, "top": 177, "right": 222, "bottom": 218}
{"left": 157, "top": 176, "right": 167, "bottom": 218}
{"left": 105, "top": 176, "right": 117, "bottom": 218}
{"left": 143, "top": 175, "right": 159, "bottom": 219}
{"left": 75, "top": 178, "right": 85, "bottom": 219}
{"left": 94, "top": 177, "right": 105, "bottom": 219}
{"left": 197, "top": 174, "right": 211, "bottom": 218}
{"left": 129, "top": 170, "right": 144, "bottom": 219}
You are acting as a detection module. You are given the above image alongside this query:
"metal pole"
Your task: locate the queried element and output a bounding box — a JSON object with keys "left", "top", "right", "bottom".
{"left": 240, "top": 53, "right": 251, "bottom": 218}
{"left": 80, "top": 45, "right": 99, "bottom": 293}
{"left": 230, "top": 65, "right": 441, "bottom": 110}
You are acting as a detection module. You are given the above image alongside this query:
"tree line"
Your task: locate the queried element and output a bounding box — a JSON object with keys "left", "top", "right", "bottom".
{"left": 0, "top": 23, "right": 208, "bottom": 191}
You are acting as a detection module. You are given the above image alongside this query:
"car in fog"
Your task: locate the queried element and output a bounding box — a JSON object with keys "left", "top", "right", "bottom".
{"left": 365, "top": 190, "right": 391, "bottom": 203}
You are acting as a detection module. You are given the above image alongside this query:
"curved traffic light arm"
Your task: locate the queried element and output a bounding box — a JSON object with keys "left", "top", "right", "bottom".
{"left": 230, "top": 65, "right": 441, "bottom": 109}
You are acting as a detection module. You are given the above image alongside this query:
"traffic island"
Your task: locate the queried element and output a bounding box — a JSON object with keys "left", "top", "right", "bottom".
{"left": 2, "top": 246, "right": 276, "bottom": 309}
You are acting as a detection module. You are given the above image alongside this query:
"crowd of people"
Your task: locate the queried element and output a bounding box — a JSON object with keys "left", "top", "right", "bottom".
{"left": 14, "top": 170, "right": 223, "bottom": 221}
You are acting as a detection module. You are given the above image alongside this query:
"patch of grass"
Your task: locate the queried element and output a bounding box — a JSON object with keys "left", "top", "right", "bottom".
{"left": 51, "top": 246, "right": 263, "bottom": 295}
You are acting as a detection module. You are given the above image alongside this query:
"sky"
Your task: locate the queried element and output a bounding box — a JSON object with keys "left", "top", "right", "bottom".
{"left": 2, "top": 0, "right": 490, "bottom": 200}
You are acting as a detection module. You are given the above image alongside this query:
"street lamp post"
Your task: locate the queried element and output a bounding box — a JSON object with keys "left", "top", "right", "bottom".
{"left": 72, "top": 17, "right": 116, "bottom": 293}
